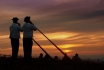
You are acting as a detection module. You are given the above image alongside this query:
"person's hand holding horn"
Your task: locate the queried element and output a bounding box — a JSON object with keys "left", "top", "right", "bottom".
{"left": 17, "top": 23, "right": 21, "bottom": 26}
{"left": 29, "top": 21, "right": 34, "bottom": 25}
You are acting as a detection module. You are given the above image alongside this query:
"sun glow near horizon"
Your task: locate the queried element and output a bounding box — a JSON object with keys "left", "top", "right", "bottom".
{"left": 63, "top": 50, "right": 72, "bottom": 53}
{"left": 0, "top": 30, "right": 104, "bottom": 57}
{"left": 33, "top": 32, "right": 78, "bottom": 40}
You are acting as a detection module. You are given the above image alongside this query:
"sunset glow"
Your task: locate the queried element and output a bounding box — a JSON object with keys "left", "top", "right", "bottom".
{"left": 59, "top": 44, "right": 79, "bottom": 48}
{"left": 63, "top": 50, "right": 72, "bottom": 53}
{"left": 0, "top": 0, "right": 104, "bottom": 59}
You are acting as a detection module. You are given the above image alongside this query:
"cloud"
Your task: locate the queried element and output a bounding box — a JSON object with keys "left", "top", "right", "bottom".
{"left": 32, "top": 32, "right": 104, "bottom": 46}
{"left": 0, "top": 0, "right": 104, "bottom": 55}
{"left": 80, "top": 10, "right": 104, "bottom": 19}
{"left": 66, "top": 45, "right": 104, "bottom": 52}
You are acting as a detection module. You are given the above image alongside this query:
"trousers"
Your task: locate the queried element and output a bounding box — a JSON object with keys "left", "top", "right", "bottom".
{"left": 23, "top": 38, "right": 33, "bottom": 60}
{"left": 11, "top": 38, "right": 19, "bottom": 59}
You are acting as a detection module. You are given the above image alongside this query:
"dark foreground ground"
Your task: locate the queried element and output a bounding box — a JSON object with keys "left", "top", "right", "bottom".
{"left": 0, "top": 57, "right": 104, "bottom": 70}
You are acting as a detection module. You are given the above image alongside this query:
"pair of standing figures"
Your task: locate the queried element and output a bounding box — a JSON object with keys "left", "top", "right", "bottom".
{"left": 9, "top": 16, "right": 37, "bottom": 60}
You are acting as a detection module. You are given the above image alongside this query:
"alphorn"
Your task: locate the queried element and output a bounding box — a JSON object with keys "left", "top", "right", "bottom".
{"left": 32, "top": 39, "right": 53, "bottom": 60}
{"left": 36, "top": 28, "right": 71, "bottom": 60}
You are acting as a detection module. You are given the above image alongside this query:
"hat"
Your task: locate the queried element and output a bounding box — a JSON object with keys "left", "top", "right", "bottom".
{"left": 24, "top": 16, "right": 30, "bottom": 20}
{"left": 12, "top": 17, "right": 19, "bottom": 20}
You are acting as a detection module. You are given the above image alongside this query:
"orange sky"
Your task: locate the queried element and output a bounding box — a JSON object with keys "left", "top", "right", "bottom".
{"left": 0, "top": 0, "right": 104, "bottom": 59}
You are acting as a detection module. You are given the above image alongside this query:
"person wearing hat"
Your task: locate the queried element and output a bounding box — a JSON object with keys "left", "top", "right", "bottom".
{"left": 9, "top": 17, "right": 23, "bottom": 59}
{"left": 22, "top": 16, "right": 37, "bottom": 60}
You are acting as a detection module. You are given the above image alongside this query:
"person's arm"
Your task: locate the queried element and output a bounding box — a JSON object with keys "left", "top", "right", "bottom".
{"left": 29, "top": 21, "right": 34, "bottom": 25}
{"left": 9, "top": 27, "right": 11, "bottom": 38}
{"left": 17, "top": 24, "right": 23, "bottom": 32}
{"left": 17, "top": 23, "right": 21, "bottom": 26}
{"left": 31, "top": 24, "right": 37, "bottom": 31}
{"left": 19, "top": 26, "right": 23, "bottom": 32}
{"left": 29, "top": 21, "right": 37, "bottom": 31}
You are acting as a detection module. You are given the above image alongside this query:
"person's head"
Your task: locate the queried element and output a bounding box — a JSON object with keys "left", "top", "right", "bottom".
{"left": 40, "top": 53, "right": 43, "bottom": 56}
{"left": 24, "top": 16, "right": 30, "bottom": 22}
{"left": 54, "top": 56, "right": 58, "bottom": 60}
{"left": 75, "top": 53, "right": 78, "bottom": 57}
{"left": 12, "top": 17, "right": 19, "bottom": 23}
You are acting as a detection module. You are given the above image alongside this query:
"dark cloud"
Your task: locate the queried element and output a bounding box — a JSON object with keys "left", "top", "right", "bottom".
{"left": 64, "top": 22, "right": 104, "bottom": 33}
{"left": 1, "top": 10, "right": 104, "bottom": 34}
{"left": 80, "top": 10, "right": 104, "bottom": 19}
{"left": 27, "top": 0, "right": 104, "bottom": 33}
{"left": 34, "top": 18, "right": 104, "bottom": 34}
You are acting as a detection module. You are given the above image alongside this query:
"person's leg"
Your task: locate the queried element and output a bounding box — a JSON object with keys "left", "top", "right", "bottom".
{"left": 11, "top": 38, "right": 19, "bottom": 59}
{"left": 23, "top": 38, "right": 27, "bottom": 59}
{"left": 23, "top": 38, "right": 33, "bottom": 60}
{"left": 15, "top": 39, "right": 19, "bottom": 58}
{"left": 11, "top": 38, "right": 15, "bottom": 59}
{"left": 28, "top": 38, "right": 33, "bottom": 59}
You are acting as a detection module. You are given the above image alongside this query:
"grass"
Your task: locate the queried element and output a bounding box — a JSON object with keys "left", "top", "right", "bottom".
{"left": 0, "top": 56, "right": 104, "bottom": 70}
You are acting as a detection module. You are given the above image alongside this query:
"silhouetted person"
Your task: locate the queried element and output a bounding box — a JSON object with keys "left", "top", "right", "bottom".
{"left": 54, "top": 56, "right": 58, "bottom": 60}
{"left": 9, "top": 17, "right": 22, "bottom": 60}
{"left": 22, "top": 16, "right": 37, "bottom": 60}
{"left": 97, "top": 59, "right": 100, "bottom": 63}
{"left": 4, "top": 55, "right": 6, "bottom": 58}
{"left": 44, "top": 54, "right": 50, "bottom": 60}
{"left": 39, "top": 53, "right": 43, "bottom": 59}
{"left": 62, "top": 53, "right": 70, "bottom": 61}
{"left": 72, "top": 53, "right": 81, "bottom": 61}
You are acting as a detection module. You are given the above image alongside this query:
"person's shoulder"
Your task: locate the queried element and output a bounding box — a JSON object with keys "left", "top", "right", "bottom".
{"left": 10, "top": 23, "right": 15, "bottom": 27}
{"left": 28, "top": 23, "right": 34, "bottom": 26}
{"left": 13, "top": 23, "right": 18, "bottom": 26}
{"left": 10, "top": 23, "right": 14, "bottom": 25}
{"left": 14, "top": 23, "right": 21, "bottom": 28}
{"left": 22, "top": 23, "right": 27, "bottom": 26}
{"left": 15, "top": 24, "right": 19, "bottom": 27}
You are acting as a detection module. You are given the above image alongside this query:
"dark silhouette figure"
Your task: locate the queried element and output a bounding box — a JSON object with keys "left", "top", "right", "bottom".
{"left": 39, "top": 53, "right": 43, "bottom": 59}
{"left": 44, "top": 54, "right": 50, "bottom": 60}
{"left": 62, "top": 53, "right": 70, "bottom": 61}
{"left": 22, "top": 16, "right": 37, "bottom": 60}
{"left": 9, "top": 17, "right": 22, "bottom": 60}
{"left": 54, "top": 56, "right": 58, "bottom": 60}
{"left": 97, "top": 59, "right": 100, "bottom": 63}
{"left": 72, "top": 53, "right": 81, "bottom": 61}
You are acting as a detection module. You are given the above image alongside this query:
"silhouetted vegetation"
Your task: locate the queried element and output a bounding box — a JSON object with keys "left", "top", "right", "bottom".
{"left": 0, "top": 55, "right": 104, "bottom": 70}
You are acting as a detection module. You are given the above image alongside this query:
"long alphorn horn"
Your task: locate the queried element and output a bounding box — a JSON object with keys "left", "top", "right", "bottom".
{"left": 32, "top": 39, "right": 53, "bottom": 60}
